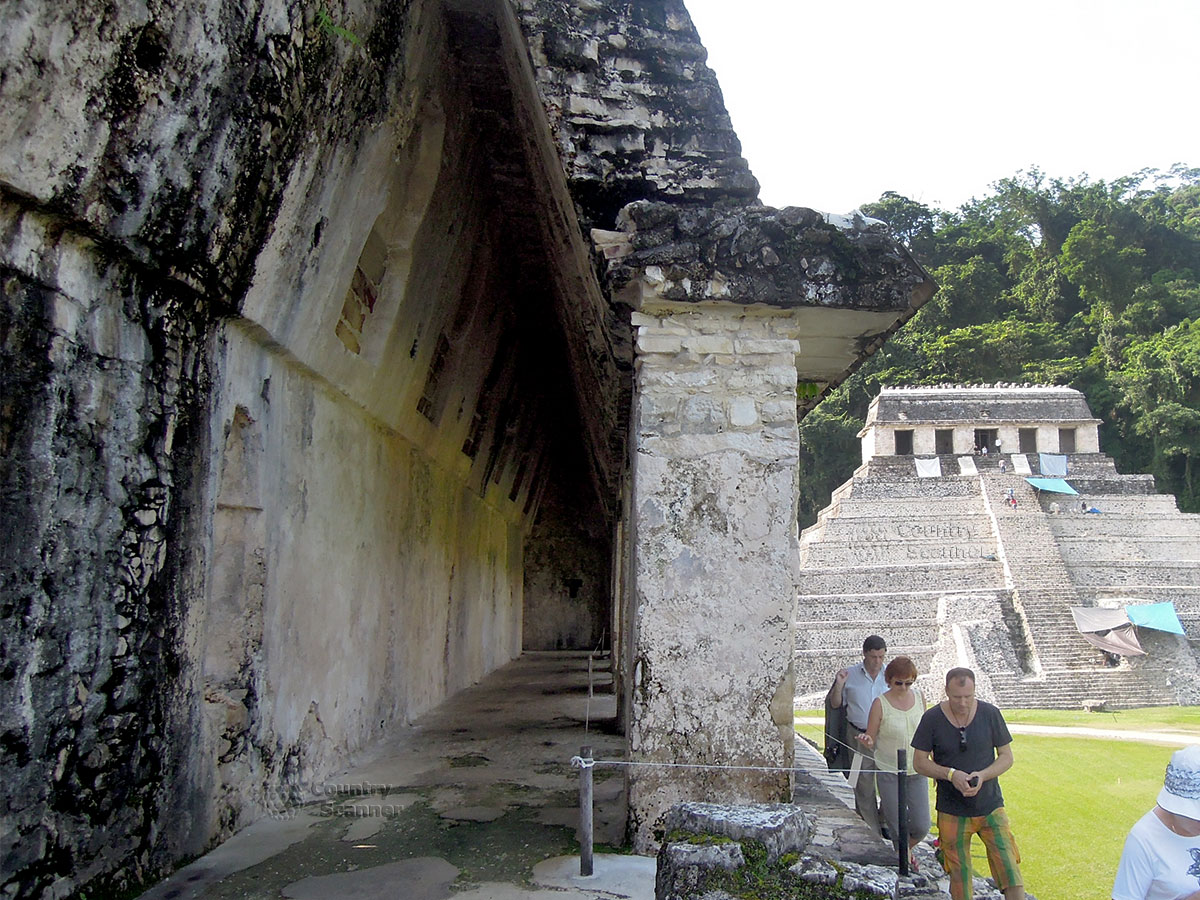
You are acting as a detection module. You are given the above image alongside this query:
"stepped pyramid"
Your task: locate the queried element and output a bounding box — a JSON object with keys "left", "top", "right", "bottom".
{"left": 797, "top": 385, "right": 1200, "bottom": 709}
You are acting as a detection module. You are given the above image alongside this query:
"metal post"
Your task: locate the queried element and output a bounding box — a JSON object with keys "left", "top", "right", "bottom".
{"left": 897, "top": 748, "right": 909, "bottom": 876}
{"left": 579, "top": 745, "right": 594, "bottom": 876}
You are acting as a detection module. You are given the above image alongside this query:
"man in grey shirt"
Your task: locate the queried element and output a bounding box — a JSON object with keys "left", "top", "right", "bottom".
{"left": 826, "top": 635, "right": 888, "bottom": 834}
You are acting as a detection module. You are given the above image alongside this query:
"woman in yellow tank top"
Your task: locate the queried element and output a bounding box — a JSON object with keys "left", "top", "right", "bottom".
{"left": 857, "top": 655, "right": 931, "bottom": 869}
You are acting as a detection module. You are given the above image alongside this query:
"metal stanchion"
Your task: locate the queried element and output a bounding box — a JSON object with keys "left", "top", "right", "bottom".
{"left": 579, "top": 744, "right": 594, "bottom": 876}
{"left": 897, "top": 748, "right": 909, "bottom": 876}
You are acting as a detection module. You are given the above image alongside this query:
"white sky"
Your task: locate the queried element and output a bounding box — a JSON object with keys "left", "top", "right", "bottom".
{"left": 683, "top": 0, "right": 1200, "bottom": 214}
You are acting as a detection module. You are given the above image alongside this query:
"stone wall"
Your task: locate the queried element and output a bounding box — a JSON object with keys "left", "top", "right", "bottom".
{"left": 513, "top": 0, "right": 758, "bottom": 230}
{"left": 0, "top": 0, "right": 594, "bottom": 895}
{"left": 522, "top": 450, "right": 612, "bottom": 651}
{"left": 200, "top": 318, "right": 528, "bottom": 835}
{"left": 1, "top": 199, "right": 214, "bottom": 897}
{"left": 626, "top": 304, "right": 800, "bottom": 851}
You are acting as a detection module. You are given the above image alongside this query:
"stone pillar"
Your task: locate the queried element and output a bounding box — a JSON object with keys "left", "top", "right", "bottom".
{"left": 626, "top": 304, "right": 800, "bottom": 851}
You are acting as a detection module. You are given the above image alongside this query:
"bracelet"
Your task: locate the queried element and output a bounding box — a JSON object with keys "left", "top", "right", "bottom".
{"left": 947, "top": 767, "right": 956, "bottom": 781}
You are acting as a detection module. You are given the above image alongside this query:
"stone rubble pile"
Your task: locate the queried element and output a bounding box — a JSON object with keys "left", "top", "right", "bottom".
{"left": 654, "top": 801, "right": 1033, "bottom": 900}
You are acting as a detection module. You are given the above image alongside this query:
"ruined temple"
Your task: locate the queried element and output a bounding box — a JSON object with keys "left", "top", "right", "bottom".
{"left": 0, "top": 0, "right": 935, "bottom": 894}
{"left": 798, "top": 385, "right": 1200, "bottom": 708}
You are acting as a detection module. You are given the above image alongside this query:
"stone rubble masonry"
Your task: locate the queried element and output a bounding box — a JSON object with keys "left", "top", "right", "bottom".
{"left": 512, "top": 0, "right": 759, "bottom": 229}
{"left": 602, "top": 201, "right": 934, "bottom": 315}
{"left": 663, "top": 802, "right": 816, "bottom": 864}
{"left": 653, "top": 800, "right": 962, "bottom": 900}
{"left": 626, "top": 304, "right": 800, "bottom": 852}
{"left": 1, "top": 198, "right": 214, "bottom": 898}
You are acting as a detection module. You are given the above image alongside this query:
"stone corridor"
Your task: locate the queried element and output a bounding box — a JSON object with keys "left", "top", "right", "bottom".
{"left": 133, "top": 652, "right": 906, "bottom": 900}
{"left": 135, "top": 652, "right": 638, "bottom": 900}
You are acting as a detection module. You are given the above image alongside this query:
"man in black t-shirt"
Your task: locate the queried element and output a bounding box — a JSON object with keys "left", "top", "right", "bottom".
{"left": 911, "top": 668, "right": 1025, "bottom": 900}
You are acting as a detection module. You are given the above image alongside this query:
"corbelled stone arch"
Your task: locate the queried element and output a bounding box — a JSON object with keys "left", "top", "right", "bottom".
{"left": 190, "top": 0, "right": 613, "bottom": 846}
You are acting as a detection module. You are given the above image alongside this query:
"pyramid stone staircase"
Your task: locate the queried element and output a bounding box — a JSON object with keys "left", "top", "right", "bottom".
{"left": 798, "top": 452, "right": 1200, "bottom": 710}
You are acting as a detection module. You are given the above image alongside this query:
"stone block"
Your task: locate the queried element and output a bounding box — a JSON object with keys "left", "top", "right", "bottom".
{"left": 728, "top": 398, "right": 758, "bottom": 428}
{"left": 662, "top": 803, "right": 816, "bottom": 863}
{"left": 839, "top": 862, "right": 898, "bottom": 896}
{"left": 638, "top": 334, "right": 684, "bottom": 355}
{"left": 679, "top": 395, "right": 725, "bottom": 428}
{"left": 734, "top": 339, "right": 799, "bottom": 355}
{"left": 787, "top": 854, "right": 838, "bottom": 885}
{"left": 656, "top": 840, "right": 745, "bottom": 900}
{"left": 682, "top": 335, "right": 734, "bottom": 355}
{"left": 760, "top": 401, "right": 796, "bottom": 425}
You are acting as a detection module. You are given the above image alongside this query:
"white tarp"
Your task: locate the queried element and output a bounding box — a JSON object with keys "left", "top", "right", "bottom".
{"left": 1071, "top": 607, "right": 1130, "bottom": 632}
{"left": 1071, "top": 607, "right": 1147, "bottom": 657}
{"left": 1012, "top": 454, "right": 1032, "bottom": 475}
{"left": 957, "top": 456, "right": 978, "bottom": 476}
{"left": 1040, "top": 453, "right": 1069, "bottom": 476}
{"left": 915, "top": 457, "right": 942, "bottom": 478}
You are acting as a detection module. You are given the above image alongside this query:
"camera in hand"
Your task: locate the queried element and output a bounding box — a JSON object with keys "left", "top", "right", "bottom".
{"left": 967, "top": 775, "right": 979, "bottom": 787}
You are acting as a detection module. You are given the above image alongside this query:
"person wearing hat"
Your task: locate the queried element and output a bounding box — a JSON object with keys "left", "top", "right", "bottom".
{"left": 1112, "top": 744, "right": 1200, "bottom": 900}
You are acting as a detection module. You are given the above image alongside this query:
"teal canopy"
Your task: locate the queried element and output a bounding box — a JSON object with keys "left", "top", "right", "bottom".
{"left": 1025, "top": 477, "right": 1079, "bottom": 495}
{"left": 1126, "top": 602, "right": 1186, "bottom": 635}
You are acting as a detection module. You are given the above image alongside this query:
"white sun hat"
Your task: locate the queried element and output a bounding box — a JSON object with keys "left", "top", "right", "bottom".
{"left": 1157, "top": 745, "right": 1200, "bottom": 821}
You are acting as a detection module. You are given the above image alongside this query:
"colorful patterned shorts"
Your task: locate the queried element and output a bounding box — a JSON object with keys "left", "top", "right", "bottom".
{"left": 937, "top": 807, "right": 1022, "bottom": 900}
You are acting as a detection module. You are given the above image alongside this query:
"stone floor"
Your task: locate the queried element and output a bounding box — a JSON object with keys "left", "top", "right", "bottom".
{"left": 136, "top": 652, "right": 941, "bottom": 900}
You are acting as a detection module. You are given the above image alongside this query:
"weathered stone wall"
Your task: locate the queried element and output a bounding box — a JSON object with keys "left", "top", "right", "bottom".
{"left": 201, "top": 317, "right": 527, "bottom": 832}
{"left": 626, "top": 304, "right": 799, "bottom": 851}
{"left": 1, "top": 200, "right": 214, "bottom": 897}
{"left": 513, "top": 0, "right": 758, "bottom": 230}
{"left": 0, "top": 0, "right": 573, "bottom": 895}
{"left": 522, "top": 457, "right": 612, "bottom": 651}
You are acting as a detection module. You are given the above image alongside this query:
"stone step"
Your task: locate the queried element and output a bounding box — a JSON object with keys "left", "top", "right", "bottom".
{"left": 989, "top": 667, "right": 1178, "bottom": 709}
{"left": 794, "top": 623, "right": 938, "bottom": 651}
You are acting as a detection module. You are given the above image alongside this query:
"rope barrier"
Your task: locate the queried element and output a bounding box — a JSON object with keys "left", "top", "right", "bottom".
{"left": 570, "top": 755, "right": 902, "bottom": 777}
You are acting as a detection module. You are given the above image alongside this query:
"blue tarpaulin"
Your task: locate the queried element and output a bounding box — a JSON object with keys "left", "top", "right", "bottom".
{"left": 1025, "top": 477, "right": 1079, "bottom": 495}
{"left": 1126, "top": 602, "right": 1186, "bottom": 635}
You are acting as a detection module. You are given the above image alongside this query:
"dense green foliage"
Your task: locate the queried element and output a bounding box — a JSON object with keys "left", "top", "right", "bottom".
{"left": 799, "top": 166, "right": 1200, "bottom": 528}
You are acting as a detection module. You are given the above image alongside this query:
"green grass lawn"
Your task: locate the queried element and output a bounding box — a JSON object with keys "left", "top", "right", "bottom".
{"left": 1002, "top": 706, "right": 1200, "bottom": 733}
{"left": 794, "top": 708, "right": 1197, "bottom": 900}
